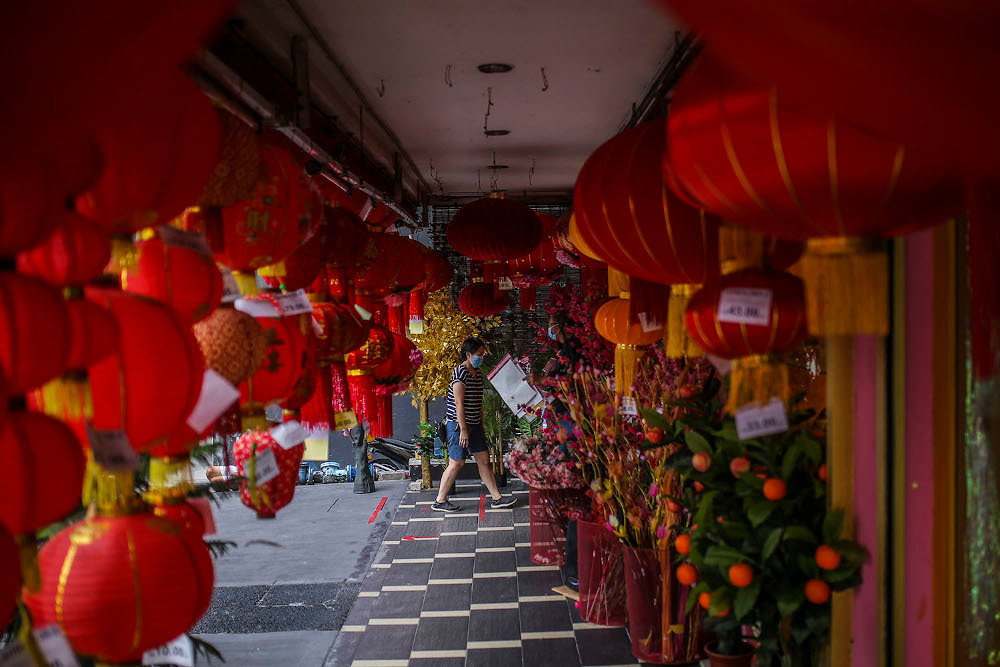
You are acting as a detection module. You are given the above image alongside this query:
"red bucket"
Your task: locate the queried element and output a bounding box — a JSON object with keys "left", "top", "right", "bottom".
{"left": 528, "top": 487, "right": 589, "bottom": 566}
{"left": 577, "top": 519, "right": 627, "bottom": 626}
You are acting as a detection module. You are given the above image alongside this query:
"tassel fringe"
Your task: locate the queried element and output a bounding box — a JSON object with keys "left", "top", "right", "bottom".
{"left": 232, "top": 270, "right": 260, "bottom": 297}
{"left": 726, "top": 355, "right": 789, "bottom": 413}
{"left": 801, "top": 237, "right": 888, "bottom": 336}
{"left": 615, "top": 344, "right": 646, "bottom": 396}
{"left": 37, "top": 374, "right": 93, "bottom": 420}
{"left": 666, "top": 285, "right": 703, "bottom": 358}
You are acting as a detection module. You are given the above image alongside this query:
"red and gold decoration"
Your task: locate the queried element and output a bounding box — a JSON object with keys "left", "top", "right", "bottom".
{"left": 371, "top": 332, "right": 421, "bottom": 438}
{"left": 232, "top": 430, "right": 304, "bottom": 519}
{"left": 409, "top": 246, "right": 453, "bottom": 334}
{"left": 199, "top": 107, "right": 262, "bottom": 208}
{"left": 238, "top": 308, "right": 311, "bottom": 429}
{"left": 344, "top": 325, "right": 394, "bottom": 427}
{"left": 666, "top": 53, "right": 962, "bottom": 335}
{"left": 595, "top": 270, "right": 664, "bottom": 395}
{"left": 125, "top": 236, "right": 223, "bottom": 323}
{"left": 24, "top": 512, "right": 214, "bottom": 662}
{"left": 299, "top": 301, "right": 369, "bottom": 432}
{"left": 192, "top": 307, "right": 267, "bottom": 387}
{"left": 685, "top": 268, "right": 809, "bottom": 411}
{"left": 509, "top": 212, "right": 562, "bottom": 311}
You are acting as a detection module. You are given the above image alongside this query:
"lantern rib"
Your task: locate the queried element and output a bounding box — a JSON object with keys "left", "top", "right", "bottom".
{"left": 126, "top": 529, "right": 143, "bottom": 653}
{"left": 826, "top": 121, "right": 846, "bottom": 237}
{"left": 719, "top": 106, "right": 780, "bottom": 222}
{"left": 870, "top": 146, "right": 906, "bottom": 234}
{"left": 738, "top": 321, "right": 753, "bottom": 353}
{"left": 659, "top": 180, "right": 693, "bottom": 283}
{"left": 767, "top": 304, "right": 780, "bottom": 350}
{"left": 54, "top": 541, "right": 80, "bottom": 627}
{"left": 768, "top": 90, "right": 824, "bottom": 236}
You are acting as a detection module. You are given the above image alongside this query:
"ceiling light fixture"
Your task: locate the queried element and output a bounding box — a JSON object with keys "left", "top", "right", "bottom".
{"left": 478, "top": 63, "right": 514, "bottom": 74}
{"left": 485, "top": 129, "right": 510, "bottom": 136}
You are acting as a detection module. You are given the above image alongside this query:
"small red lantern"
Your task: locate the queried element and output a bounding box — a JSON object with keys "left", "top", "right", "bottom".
{"left": 192, "top": 307, "right": 267, "bottom": 387}
{"left": 125, "top": 237, "right": 223, "bottom": 323}
{"left": 16, "top": 214, "right": 111, "bottom": 286}
{"left": 447, "top": 194, "right": 542, "bottom": 262}
{"left": 24, "top": 512, "right": 214, "bottom": 663}
{"left": 686, "top": 268, "right": 809, "bottom": 411}
{"left": 409, "top": 248, "right": 453, "bottom": 333}
{"left": 370, "top": 333, "right": 421, "bottom": 438}
{"left": 86, "top": 288, "right": 205, "bottom": 451}
{"left": 299, "top": 301, "right": 369, "bottom": 432}
{"left": 199, "top": 108, "right": 262, "bottom": 208}
{"left": 458, "top": 281, "right": 509, "bottom": 318}
{"left": 75, "top": 71, "right": 222, "bottom": 233}
{"left": 345, "top": 325, "right": 394, "bottom": 427}
{"left": 594, "top": 291, "right": 663, "bottom": 395}
{"left": 239, "top": 309, "right": 311, "bottom": 427}
{"left": 0, "top": 273, "right": 73, "bottom": 393}
{"left": 0, "top": 523, "right": 18, "bottom": 629}
{"left": 233, "top": 430, "right": 304, "bottom": 519}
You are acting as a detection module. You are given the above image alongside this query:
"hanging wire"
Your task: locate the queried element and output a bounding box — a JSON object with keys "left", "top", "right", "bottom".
{"left": 445, "top": 64, "right": 453, "bottom": 88}
{"left": 483, "top": 87, "right": 494, "bottom": 133}
{"left": 540, "top": 67, "right": 549, "bottom": 92}
{"left": 528, "top": 158, "right": 536, "bottom": 187}
{"left": 376, "top": 79, "right": 385, "bottom": 97}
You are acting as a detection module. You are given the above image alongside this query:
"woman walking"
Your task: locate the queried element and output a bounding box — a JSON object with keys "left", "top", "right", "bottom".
{"left": 433, "top": 337, "right": 517, "bottom": 512}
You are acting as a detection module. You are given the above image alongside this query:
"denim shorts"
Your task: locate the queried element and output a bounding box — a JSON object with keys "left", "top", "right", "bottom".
{"left": 445, "top": 421, "right": 488, "bottom": 460}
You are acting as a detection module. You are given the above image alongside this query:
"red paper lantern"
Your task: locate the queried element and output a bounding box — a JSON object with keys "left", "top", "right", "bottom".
{"left": 239, "top": 311, "right": 311, "bottom": 422}
{"left": 352, "top": 233, "right": 402, "bottom": 313}
{"left": 667, "top": 54, "right": 963, "bottom": 335}
{"left": 214, "top": 142, "right": 321, "bottom": 271}
{"left": 152, "top": 501, "right": 207, "bottom": 536}
{"left": 686, "top": 268, "right": 809, "bottom": 411}
{"left": 458, "top": 281, "right": 509, "bottom": 318}
{"left": 233, "top": 430, "right": 304, "bottom": 519}
{"left": 594, "top": 295, "right": 663, "bottom": 395}
{"left": 16, "top": 214, "right": 111, "bottom": 286}
{"left": 65, "top": 299, "right": 118, "bottom": 370}
{"left": 0, "top": 523, "right": 18, "bottom": 629}
{"left": 199, "top": 108, "right": 262, "bottom": 208}
{"left": 299, "top": 301, "right": 369, "bottom": 431}
{"left": 24, "top": 512, "right": 214, "bottom": 663}
{"left": 447, "top": 195, "right": 542, "bottom": 262}
{"left": 86, "top": 288, "right": 205, "bottom": 451}
{"left": 345, "top": 326, "right": 394, "bottom": 426}
{"left": 409, "top": 249, "right": 453, "bottom": 332}
{"left": 509, "top": 212, "right": 563, "bottom": 311}
{"left": 370, "top": 333, "right": 420, "bottom": 438}
{"left": 125, "top": 237, "right": 223, "bottom": 323}
{"left": 0, "top": 273, "right": 73, "bottom": 393}
{"left": 75, "top": 71, "right": 222, "bottom": 233}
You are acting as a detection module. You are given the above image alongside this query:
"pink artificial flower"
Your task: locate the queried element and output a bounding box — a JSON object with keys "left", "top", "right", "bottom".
{"left": 648, "top": 483, "right": 658, "bottom": 498}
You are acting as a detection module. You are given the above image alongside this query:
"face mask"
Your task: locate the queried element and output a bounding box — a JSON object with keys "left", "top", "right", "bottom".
{"left": 470, "top": 355, "right": 484, "bottom": 369}
{"left": 548, "top": 326, "right": 558, "bottom": 340}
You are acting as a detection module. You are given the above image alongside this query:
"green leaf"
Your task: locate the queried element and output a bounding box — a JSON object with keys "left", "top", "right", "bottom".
{"left": 780, "top": 440, "right": 802, "bottom": 480}
{"left": 703, "top": 544, "right": 746, "bottom": 568}
{"left": 714, "top": 420, "right": 739, "bottom": 442}
{"left": 693, "top": 491, "right": 719, "bottom": 529}
{"left": 776, "top": 589, "right": 805, "bottom": 617}
{"left": 721, "top": 522, "right": 751, "bottom": 541}
{"left": 831, "top": 540, "right": 869, "bottom": 565}
{"left": 708, "top": 587, "right": 732, "bottom": 617}
{"left": 783, "top": 525, "right": 818, "bottom": 544}
{"left": 823, "top": 509, "right": 845, "bottom": 542}
{"left": 747, "top": 500, "right": 776, "bottom": 527}
{"left": 824, "top": 567, "right": 861, "bottom": 583}
{"left": 733, "top": 578, "right": 761, "bottom": 620}
{"left": 684, "top": 429, "right": 712, "bottom": 454}
{"left": 740, "top": 473, "right": 764, "bottom": 490}
{"left": 640, "top": 408, "right": 669, "bottom": 431}
{"left": 800, "top": 437, "right": 823, "bottom": 464}
{"left": 762, "top": 527, "right": 783, "bottom": 560}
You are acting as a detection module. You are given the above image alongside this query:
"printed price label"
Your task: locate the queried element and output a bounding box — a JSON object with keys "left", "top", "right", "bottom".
{"left": 186, "top": 497, "right": 217, "bottom": 535}
{"left": 34, "top": 624, "right": 80, "bottom": 667}
{"left": 0, "top": 641, "right": 33, "bottom": 667}
{"left": 334, "top": 410, "right": 359, "bottom": 430}
{"left": 158, "top": 226, "right": 213, "bottom": 256}
{"left": 408, "top": 320, "right": 424, "bottom": 335}
{"left": 142, "top": 634, "right": 193, "bottom": 667}
{"left": 718, "top": 287, "right": 773, "bottom": 326}
{"left": 637, "top": 311, "right": 662, "bottom": 333}
{"left": 497, "top": 277, "right": 514, "bottom": 291}
{"left": 219, "top": 266, "right": 241, "bottom": 303}
{"left": 234, "top": 297, "right": 281, "bottom": 318}
{"left": 621, "top": 396, "right": 639, "bottom": 416}
{"left": 270, "top": 421, "right": 307, "bottom": 449}
{"left": 186, "top": 370, "right": 240, "bottom": 433}
{"left": 86, "top": 424, "right": 139, "bottom": 472}
{"left": 276, "top": 289, "right": 314, "bottom": 316}
{"left": 253, "top": 447, "right": 280, "bottom": 485}
{"left": 734, "top": 398, "right": 790, "bottom": 440}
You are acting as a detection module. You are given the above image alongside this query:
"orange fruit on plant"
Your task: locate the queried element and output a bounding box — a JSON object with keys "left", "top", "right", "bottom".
{"left": 692, "top": 452, "right": 711, "bottom": 472}
{"left": 675, "top": 534, "right": 691, "bottom": 555}
{"left": 698, "top": 592, "right": 711, "bottom": 610}
{"left": 678, "top": 384, "right": 696, "bottom": 399}
{"left": 729, "top": 457, "right": 751, "bottom": 477}
{"left": 815, "top": 545, "right": 841, "bottom": 570}
{"left": 806, "top": 579, "right": 831, "bottom": 603}
{"left": 728, "top": 562, "right": 753, "bottom": 588}
{"left": 676, "top": 563, "right": 698, "bottom": 586}
{"left": 763, "top": 478, "right": 787, "bottom": 500}
{"left": 645, "top": 427, "right": 664, "bottom": 444}
{"left": 693, "top": 481, "right": 705, "bottom": 493}
{"left": 713, "top": 605, "right": 730, "bottom": 617}
{"left": 666, "top": 499, "right": 683, "bottom": 513}
{"left": 818, "top": 463, "right": 828, "bottom": 482}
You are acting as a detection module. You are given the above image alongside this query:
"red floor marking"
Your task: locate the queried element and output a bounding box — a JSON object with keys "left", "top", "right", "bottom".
{"left": 402, "top": 535, "right": 438, "bottom": 541}
{"left": 368, "top": 496, "right": 388, "bottom": 524}
{"left": 478, "top": 494, "right": 486, "bottom": 521}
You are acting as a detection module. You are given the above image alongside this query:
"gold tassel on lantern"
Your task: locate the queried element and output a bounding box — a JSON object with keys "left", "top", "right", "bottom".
{"left": 146, "top": 455, "right": 196, "bottom": 500}
{"left": 36, "top": 372, "right": 93, "bottom": 421}
{"left": 257, "top": 261, "right": 287, "bottom": 286}
{"left": 231, "top": 270, "right": 260, "bottom": 297}
{"left": 107, "top": 235, "right": 140, "bottom": 287}
{"left": 666, "top": 285, "right": 702, "bottom": 358}
{"left": 726, "top": 354, "right": 790, "bottom": 413}
{"left": 82, "top": 452, "right": 137, "bottom": 513}
{"left": 615, "top": 344, "right": 644, "bottom": 398}
{"left": 801, "top": 237, "right": 888, "bottom": 336}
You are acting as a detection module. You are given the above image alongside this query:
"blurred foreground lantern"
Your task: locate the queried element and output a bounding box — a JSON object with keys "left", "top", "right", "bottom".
{"left": 24, "top": 512, "right": 214, "bottom": 662}
{"left": 125, "top": 236, "right": 223, "bottom": 323}
{"left": 594, "top": 277, "right": 664, "bottom": 395}
{"left": 667, "top": 54, "right": 962, "bottom": 335}
{"left": 0, "top": 273, "right": 73, "bottom": 393}
{"left": 233, "top": 430, "right": 304, "bottom": 519}
{"left": 685, "top": 268, "right": 809, "bottom": 411}
{"left": 16, "top": 213, "right": 111, "bottom": 286}
{"left": 0, "top": 523, "right": 18, "bottom": 628}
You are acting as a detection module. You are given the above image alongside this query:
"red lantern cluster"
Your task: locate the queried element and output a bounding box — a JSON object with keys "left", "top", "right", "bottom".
{"left": 370, "top": 333, "right": 421, "bottom": 438}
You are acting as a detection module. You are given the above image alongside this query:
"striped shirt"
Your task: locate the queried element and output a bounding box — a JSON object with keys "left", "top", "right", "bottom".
{"left": 445, "top": 364, "right": 483, "bottom": 425}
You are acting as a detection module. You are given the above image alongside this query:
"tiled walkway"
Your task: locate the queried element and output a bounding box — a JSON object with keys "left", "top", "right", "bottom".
{"left": 329, "top": 480, "right": 657, "bottom": 667}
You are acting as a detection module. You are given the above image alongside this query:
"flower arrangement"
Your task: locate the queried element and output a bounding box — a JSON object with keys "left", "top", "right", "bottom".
{"left": 533, "top": 279, "right": 613, "bottom": 375}
{"left": 507, "top": 432, "right": 584, "bottom": 490}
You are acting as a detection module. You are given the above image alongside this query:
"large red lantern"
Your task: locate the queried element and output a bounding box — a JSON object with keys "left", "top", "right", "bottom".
{"left": 192, "top": 307, "right": 267, "bottom": 387}
{"left": 370, "top": 333, "right": 421, "bottom": 438}
{"left": 125, "top": 237, "right": 223, "bottom": 323}
{"left": 232, "top": 430, "right": 304, "bottom": 519}
{"left": 199, "top": 108, "right": 262, "bottom": 208}
{"left": 685, "top": 268, "right": 808, "bottom": 411}
{"left": 594, "top": 286, "right": 664, "bottom": 395}
{"left": 0, "top": 273, "right": 73, "bottom": 393}
{"left": 24, "top": 512, "right": 214, "bottom": 663}
{"left": 0, "top": 523, "right": 18, "bottom": 629}
{"left": 667, "top": 54, "right": 963, "bottom": 335}
{"left": 86, "top": 288, "right": 205, "bottom": 451}
{"left": 447, "top": 194, "right": 542, "bottom": 262}
{"left": 458, "top": 281, "right": 509, "bottom": 318}
{"left": 238, "top": 309, "right": 311, "bottom": 427}
{"left": 214, "top": 142, "right": 321, "bottom": 272}
{"left": 345, "top": 326, "right": 394, "bottom": 427}
{"left": 16, "top": 214, "right": 111, "bottom": 286}
{"left": 75, "top": 72, "right": 222, "bottom": 234}
{"left": 352, "top": 232, "right": 402, "bottom": 314}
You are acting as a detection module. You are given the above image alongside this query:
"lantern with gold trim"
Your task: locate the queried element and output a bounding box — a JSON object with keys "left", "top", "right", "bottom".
{"left": 370, "top": 333, "right": 421, "bottom": 438}
{"left": 685, "top": 268, "right": 809, "bottom": 412}
{"left": 345, "top": 325, "right": 394, "bottom": 427}
{"left": 508, "top": 212, "right": 562, "bottom": 311}
{"left": 299, "top": 301, "right": 369, "bottom": 432}
{"left": 408, "top": 247, "right": 453, "bottom": 334}
{"left": 198, "top": 107, "right": 262, "bottom": 208}
{"left": 594, "top": 269, "right": 664, "bottom": 395}
{"left": 232, "top": 428, "right": 304, "bottom": 519}
{"left": 383, "top": 234, "right": 428, "bottom": 336}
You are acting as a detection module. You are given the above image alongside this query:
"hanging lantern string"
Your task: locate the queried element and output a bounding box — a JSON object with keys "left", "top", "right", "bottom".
{"left": 483, "top": 86, "right": 494, "bottom": 132}
{"left": 444, "top": 64, "right": 453, "bottom": 88}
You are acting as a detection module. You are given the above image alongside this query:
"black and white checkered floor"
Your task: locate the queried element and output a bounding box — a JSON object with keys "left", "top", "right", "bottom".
{"left": 330, "top": 480, "right": 700, "bottom": 667}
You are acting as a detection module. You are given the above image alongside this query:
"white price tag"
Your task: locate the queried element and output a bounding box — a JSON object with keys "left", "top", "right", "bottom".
{"left": 334, "top": 410, "right": 359, "bottom": 430}
{"left": 270, "top": 421, "right": 307, "bottom": 449}
{"left": 34, "top": 624, "right": 80, "bottom": 667}
{"left": 734, "top": 398, "right": 790, "bottom": 440}
{"left": 276, "top": 289, "right": 314, "bottom": 316}
{"left": 253, "top": 447, "right": 280, "bottom": 485}
{"left": 234, "top": 297, "right": 281, "bottom": 318}
{"left": 637, "top": 311, "right": 662, "bottom": 333}
{"left": 158, "top": 226, "right": 212, "bottom": 256}
{"left": 0, "top": 641, "right": 34, "bottom": 667}
{"left": 497, "top": 277, "right": 514, "bottom": 291}
{"left": 621, "top": 396, "right": 639, "bottom": 416}
{"left": 219, "top": 266, "right": 241, "bottom": 303}
{"left": 718, "top": 288, "right": 773, "bottom": 326}
{"left": 86, "top": 424, "right": 139, "bottom": 471}
{"left": 409, "top": 320, "right": 424, "bottom": 335}
{"left": 142, "top": 634, "right": 193, "bottom": 667}
{"left": 186, "top": 370, "right": 240, "bottom": 433}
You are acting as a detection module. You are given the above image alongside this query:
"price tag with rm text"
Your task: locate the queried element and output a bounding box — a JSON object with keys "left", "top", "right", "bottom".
{"left": 220, "top": 266, "right": 241, "bottom": 303}
{"left": 621, "top": 396, "right": 639, "bottom": 416}
{"left": 253, "top": 448, "right": 280, "bottom": 485}
{"left": 158, "top": 226, "right": 213, "bottom": 256}
{"left": 142, "top": 634, "right": 193, "bottom": 667}
{"left": 734, "top": 398, "right": 790, "bottom": 440}
{"left": 497, "top": 277, "right": 514, "bottom": 291}
{"left": 718, "top": 287, "right": 773, "bottom": 327}
{"left": 276, "top": 289, "right": 314, "bottom": 316}
{"left": 34, "top": 624, "right": 80, "bottom": 667}
{"left": 334, "top": 410, "right": 359, "bottom": 430}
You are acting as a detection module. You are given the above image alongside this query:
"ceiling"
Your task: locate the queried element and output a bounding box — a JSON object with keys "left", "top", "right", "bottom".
{"left": 226, "top": 0, "right": 681, "bottom": 202}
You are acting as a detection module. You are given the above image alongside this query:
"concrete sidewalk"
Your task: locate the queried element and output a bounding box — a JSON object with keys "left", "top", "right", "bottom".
{"left": 192, "top": 480, "right": 409, "bottom": 665}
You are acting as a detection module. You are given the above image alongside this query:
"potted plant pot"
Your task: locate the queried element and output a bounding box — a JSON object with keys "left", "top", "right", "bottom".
{"left": 577, "top": 519, "right": 627, "bottom": 626}
{"left": 705, "top": 642, "right": 755, "bottom": 667}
